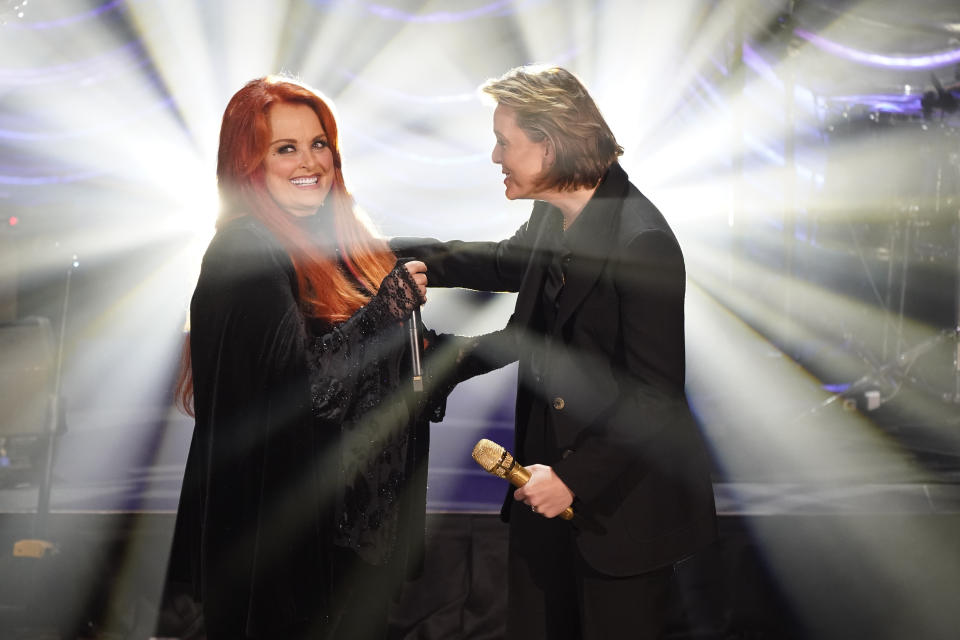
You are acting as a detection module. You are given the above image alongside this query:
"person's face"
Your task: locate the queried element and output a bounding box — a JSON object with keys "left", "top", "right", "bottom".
{"left": 263, "top": 102, "right": 335, "bottom": 217}
{"left": 491, "top": 104, "right": 552, "bottom": 200}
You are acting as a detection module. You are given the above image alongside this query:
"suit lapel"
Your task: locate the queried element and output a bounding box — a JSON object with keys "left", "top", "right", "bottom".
{"left": 554, "top": 165, "right": 629, "bottom": 330}
{"left": 512, "top": 204, "right": 559, "bottom": 327}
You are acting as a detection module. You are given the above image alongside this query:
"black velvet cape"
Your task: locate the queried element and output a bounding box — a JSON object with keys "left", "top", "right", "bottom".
{"left": 167, "top": 215, "right": 434, "bottom": 638}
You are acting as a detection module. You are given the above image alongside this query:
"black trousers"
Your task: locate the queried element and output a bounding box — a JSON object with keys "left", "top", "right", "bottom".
{"left": 506, "top": 500, "right": 675, "bottom": 640}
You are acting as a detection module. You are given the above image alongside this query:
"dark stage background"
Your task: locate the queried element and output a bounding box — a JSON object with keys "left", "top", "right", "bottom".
{"left": 2, "top": 1, "right": 960, "bottom": 638}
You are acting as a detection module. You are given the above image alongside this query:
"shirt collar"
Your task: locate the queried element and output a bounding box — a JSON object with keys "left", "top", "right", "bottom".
{"left": 550, "top": 163, "right": 626, "bottom": 253}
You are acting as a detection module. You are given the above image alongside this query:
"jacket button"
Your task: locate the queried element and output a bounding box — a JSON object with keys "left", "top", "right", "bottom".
{"left": 552, "top": 397, "right": 565, "bottom": 410}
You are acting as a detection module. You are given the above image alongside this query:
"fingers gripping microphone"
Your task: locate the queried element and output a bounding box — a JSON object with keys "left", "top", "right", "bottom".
{"left": 471, "top": 439, "right": 574, "bottom": 520}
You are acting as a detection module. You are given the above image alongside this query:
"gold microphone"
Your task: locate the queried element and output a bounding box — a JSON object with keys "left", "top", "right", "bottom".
{"left": 471, "top": 438, "right": 574, "bottom": 521}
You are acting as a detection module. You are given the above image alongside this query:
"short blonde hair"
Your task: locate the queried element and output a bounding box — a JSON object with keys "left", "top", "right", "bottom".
{"left": 482, "top": 65, "right": 623, "bottom": 192}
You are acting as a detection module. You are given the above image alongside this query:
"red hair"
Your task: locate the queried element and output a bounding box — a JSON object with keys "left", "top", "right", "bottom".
{"left": 175, "top": 76, "right": 395, "bottom": 414}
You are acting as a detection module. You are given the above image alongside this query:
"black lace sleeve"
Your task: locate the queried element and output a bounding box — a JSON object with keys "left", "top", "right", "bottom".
{"left": 304, "top": 260, "right": 423, "bottom": 423}
{"left": 373, "top": 259, "right": 425, "bottom": 319}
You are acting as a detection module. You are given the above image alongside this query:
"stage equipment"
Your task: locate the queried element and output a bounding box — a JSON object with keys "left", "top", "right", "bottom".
{"left": 0, "top": 227, "right": 16, "bottom": 322}
{"left": 5, "top": 255, "right": 76, "bottom": 547}
{"left": 921, "top": 74, "right": 959, "bottom": 119}
{"left": 471, "top": 439, "right": 574, "bottom": 520}
{"left": 809, "top": 102, "right": 960, "bottom": 411}
{"left": 0, "top": 257, "right": 75, "bottom": 637}
{"left": 0, "top": 316, "right": 56, "bottom": 471}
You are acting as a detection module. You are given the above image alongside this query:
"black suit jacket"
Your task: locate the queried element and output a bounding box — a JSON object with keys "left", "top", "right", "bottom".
{"left": 394, "top": 163, "right": 716, "bottom": 575}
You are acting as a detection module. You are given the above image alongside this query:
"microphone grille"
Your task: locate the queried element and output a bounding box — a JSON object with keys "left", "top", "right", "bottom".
{"left": 472, "top": 439, "right": 508, "bottom": 476}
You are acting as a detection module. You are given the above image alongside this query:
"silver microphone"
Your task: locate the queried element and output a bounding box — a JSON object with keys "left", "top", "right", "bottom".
{"left": 409, "top": 307, "right": 423, "bottom": 393}
{"left": 398, "top": 257, "right": 424, "bottom": 393}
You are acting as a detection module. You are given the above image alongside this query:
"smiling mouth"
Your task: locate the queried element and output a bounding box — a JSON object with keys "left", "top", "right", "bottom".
{"left": 290, "top": 176, "right": 319, "bottom": 186}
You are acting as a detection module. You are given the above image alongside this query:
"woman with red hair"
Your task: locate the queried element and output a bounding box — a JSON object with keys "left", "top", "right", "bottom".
{"left": 165, "top": 76, "right": 443, "bottom": 640}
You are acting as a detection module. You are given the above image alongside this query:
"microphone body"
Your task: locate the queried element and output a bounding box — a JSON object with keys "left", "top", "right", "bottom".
{"left": 472, "top": 439, "right": 574, "bottom": 520}
{"left": 408, "top": 307, "right": 423, "bottom": 392}
{"left": 397, "top": 257, "right": 424, "bottom": 392}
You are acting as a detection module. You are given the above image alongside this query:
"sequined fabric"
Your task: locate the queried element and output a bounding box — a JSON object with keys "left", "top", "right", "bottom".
{"left": 304, "top": 261, "right": 425, "bottom": 565}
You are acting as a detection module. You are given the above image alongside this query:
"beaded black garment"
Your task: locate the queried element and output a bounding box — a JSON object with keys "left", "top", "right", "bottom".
{"left": 288, "top": 211, "right": 426, "bottom": 564}
{"left": 169, "top": 214, "right": 434, "bottom": 636}
{"left": 304, "top": 258, "right": 425, "bottom": 565}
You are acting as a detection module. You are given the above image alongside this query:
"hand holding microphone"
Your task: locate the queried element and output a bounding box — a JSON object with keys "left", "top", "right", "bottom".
{"left": 472, "top": 439, "right": 574, "bottom": 520}
{"left": 400, "top": 259, "right": 428, "bottom": 304}
{"left": 398, "top": 258, "right": 427, "bottom": 392}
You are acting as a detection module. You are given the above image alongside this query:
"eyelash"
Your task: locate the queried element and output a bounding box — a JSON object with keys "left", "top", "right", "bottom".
{"left": 277, "top": 139, "right": 328, "bottom": 154}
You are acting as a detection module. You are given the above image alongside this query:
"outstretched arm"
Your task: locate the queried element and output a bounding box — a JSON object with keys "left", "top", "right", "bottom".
{"left": 390, "top": 202, "right": 551, "bottom": 292}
